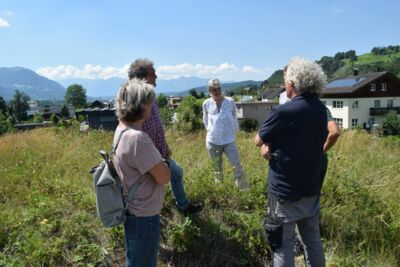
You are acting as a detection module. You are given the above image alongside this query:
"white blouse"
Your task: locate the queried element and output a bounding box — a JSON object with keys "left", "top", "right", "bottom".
{"left": 202, "top": 97, "right": 239, "bottom": 145}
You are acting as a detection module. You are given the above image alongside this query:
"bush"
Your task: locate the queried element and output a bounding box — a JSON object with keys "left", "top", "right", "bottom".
{"left": 239, "top": 118, "right": 257, "bottom": 132}
{"left": 32, "top": 113, "right": 43, "bottom": 123}
{"left": 0, "top": 113, "right": 13, "bottom": 135}
{"left": 382, "top": 110, "right": 400, "bottom": 136}
{"left": 175, "top": 96, "right": 203, "bottom": 133}
{"left": 160, "top": 107, "right": 174, "bottom": 128}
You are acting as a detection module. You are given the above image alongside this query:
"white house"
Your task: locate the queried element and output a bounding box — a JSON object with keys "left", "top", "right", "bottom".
{"left": 236, "top": 101, "right": 278, "bottom": 127}
{"left": 320, "top": 71, "right": 400, "bottom": 129}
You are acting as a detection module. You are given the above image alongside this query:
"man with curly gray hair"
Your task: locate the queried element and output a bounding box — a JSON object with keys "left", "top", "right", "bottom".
{"left": 255, "top": 57, "right": 328, "bottom": 266}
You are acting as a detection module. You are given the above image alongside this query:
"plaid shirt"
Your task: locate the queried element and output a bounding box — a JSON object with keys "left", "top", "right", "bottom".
{"left": 142, "top": 101, "right": 168, "bottom": 158}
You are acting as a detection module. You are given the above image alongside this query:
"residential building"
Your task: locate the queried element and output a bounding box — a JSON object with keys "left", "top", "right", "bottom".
{"left": 320, "top": 71, "right": 400, "bottom": 129}
{"left": 168, "top": 97, "right": 182, "bottom": 109}
{"left": 236, "top": 101, "right": 278, "bottom": 127}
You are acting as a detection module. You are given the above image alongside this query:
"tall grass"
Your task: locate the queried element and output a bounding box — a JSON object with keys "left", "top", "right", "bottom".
{"left": 0, "top": 128, "right": 399, "bottom": 266}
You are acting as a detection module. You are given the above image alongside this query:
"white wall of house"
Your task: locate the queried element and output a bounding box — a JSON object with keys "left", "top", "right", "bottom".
{"left": 322, "top": 97, "right": 400, "bottom": 129}
{"left": 236, "top": 102, "right": 277, "bottom": 127}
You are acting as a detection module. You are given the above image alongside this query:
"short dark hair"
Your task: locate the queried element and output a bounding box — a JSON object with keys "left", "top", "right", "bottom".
{"left": 128, "top": 58, "right": 154, "bottom": 80}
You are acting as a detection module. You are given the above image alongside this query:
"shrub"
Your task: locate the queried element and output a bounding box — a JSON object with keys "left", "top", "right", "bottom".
{"left": 160, "top": 107, "right": 174, "bottom": 128}
{"left": 382, "top": 110, "right": 400, "bottom": 136}
{"left": 239, "top": 118, "right": 258, "bottom": 132}
{"left": 0, "top": 113, "right": 13, "bottom": 135}
{"left": 175, "top": 96, "right": 203, "bottom": 133}
{"left": 32, "top": 113, "right": 43, "bottom": 123}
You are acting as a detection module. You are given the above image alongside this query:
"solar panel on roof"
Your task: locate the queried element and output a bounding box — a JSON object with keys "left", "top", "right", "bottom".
{"left": 326, "top": 77, "right": 366, "bottom": 88}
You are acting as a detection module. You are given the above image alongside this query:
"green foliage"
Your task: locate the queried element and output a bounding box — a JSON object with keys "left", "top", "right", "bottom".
{"left": 65, "top": 84, "right": 87, "bottom": 109}
{"left": 382, "top": 110, "right": 400, "bottom": 136}
{"left": 0, "top": 96, "right": 8, "bottom": 115}
{"left": 199, "top": 91, "right": 206, "bottom": 99}
{"left": 189, "top": 89, "right": 200, "bottom": 99}
{"left": 32, "top": 113, "right": 43, "bottom": 123}
{"left": 175, "top": 96, "right": 203, "bottom": 133}
{"left": 159, "top": 107, "right": 173, "bottom": 128}
{"left": 239, "top": 118, "right": 257, "bottom": 132}
{"left": 50, "top": 114, "right": 59, "bottom": 125}
{"left": 10, "top": 90, "right": 30, "bottom": 122}
{"left": 60, "top": 104, "right": 70, "bottom": 118}
{"left": 0, "top": 113, "right": 13, "bottom": 135}
{"left": 156, "top": 93, "right": 168, "bottom": 108}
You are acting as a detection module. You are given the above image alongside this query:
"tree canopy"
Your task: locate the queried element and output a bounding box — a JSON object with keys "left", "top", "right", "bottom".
{"left": 65, "top": 84, "right": 87, "bottom": 109}
{"left": 11, "top": 90, "right": 30, "bottom": 122}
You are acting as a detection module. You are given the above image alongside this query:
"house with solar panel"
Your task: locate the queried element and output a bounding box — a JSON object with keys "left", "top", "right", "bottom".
{"left": 320, "top": 70, "right": 400, "bottom": 129}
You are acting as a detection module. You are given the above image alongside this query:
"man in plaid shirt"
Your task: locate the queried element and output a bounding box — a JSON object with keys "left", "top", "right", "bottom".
{"left": 128, "top": 58, "right": 204, "bottom": 215}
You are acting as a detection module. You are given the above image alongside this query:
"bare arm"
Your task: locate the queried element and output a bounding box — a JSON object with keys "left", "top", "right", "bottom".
{"left": 255, "top": 134, "right": 264, "bottom": 147}
{"left": 323, "top": 120, "right": 340, "bottom": 153}
{"left": 149, "top": 161, "right": 170, "bottom": 185}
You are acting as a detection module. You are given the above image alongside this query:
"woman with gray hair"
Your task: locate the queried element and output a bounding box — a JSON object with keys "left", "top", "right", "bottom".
{"left": 202, "top": 78, "right": 249, "bottom": 190}
{"left": 114, "top": 78, "right": 170, "bottom": 267}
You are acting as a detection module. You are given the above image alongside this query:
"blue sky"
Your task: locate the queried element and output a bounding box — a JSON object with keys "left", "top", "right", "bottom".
{"left": 0, "top": 0, "right": 399, "bottom": 81}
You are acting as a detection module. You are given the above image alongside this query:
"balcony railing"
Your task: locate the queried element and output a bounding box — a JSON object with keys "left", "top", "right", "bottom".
{"left": 370, "top": 106, "right": 400, "bottom": 116}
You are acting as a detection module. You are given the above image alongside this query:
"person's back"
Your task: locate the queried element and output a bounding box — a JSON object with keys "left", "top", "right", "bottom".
{"left": 265, "top": 93, "right": 327, "bottom": 200}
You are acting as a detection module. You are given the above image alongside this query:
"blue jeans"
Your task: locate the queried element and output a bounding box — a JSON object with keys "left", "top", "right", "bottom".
{"left": 124, "top": 214, "right": 160, "bottom": 267}
{"left": 166, "top": 158, "right": 190, "bottom": 210}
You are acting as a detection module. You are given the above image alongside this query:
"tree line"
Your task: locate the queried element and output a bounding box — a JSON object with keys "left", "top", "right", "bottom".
{"left": 0, "top": 84, "right": 88, "bottom": 135}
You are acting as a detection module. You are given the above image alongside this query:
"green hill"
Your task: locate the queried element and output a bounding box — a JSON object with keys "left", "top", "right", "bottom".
{"left": 0, "top": 128, "right": 399, "bottom": 266}
{"left": 262, "top": 45, "right": 400, "bottom": 89}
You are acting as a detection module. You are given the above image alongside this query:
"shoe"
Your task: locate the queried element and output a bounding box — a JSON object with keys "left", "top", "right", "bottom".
{"left": 234, "top": 178, "right": 250, "bottom": 191}
{"left": 181, "top": 200, "right": 204, "bottom": 216}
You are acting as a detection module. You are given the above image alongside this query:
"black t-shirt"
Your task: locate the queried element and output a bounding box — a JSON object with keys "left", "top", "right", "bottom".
{"left": 258, "top": 93, "right": 327, "bottom": 200}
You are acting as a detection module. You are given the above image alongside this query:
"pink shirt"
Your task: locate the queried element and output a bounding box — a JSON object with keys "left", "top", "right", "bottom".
{"left": 113, "top": 126, "right": 165, "bottom": 217}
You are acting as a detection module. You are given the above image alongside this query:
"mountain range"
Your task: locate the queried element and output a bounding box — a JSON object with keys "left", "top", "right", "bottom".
{"left": 0, "top": 67, "right": 66, "bottom": 100}
{"left": 0, "top": 67, "right": 262, "bottom": 101}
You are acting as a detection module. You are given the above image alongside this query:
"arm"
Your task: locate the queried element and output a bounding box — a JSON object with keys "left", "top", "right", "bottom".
{"left": 232, "top": 100, "right": 239, "bottom": 131}
{"left": 323, "top": 120, "right": 340, "bottom": 153}
{"left": 254, "top": 134, "right": 264, "bottom": 147}
{"left": 202, "top": 101, "right": 208, "bottom": 129}
{"left": 149, "top": 161, "right": 170, "bottom": 185}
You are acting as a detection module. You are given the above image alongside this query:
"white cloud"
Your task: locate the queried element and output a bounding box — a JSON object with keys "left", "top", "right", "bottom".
{"left": 242, "top": 65, "right": 261, "bottom": 73}
{"left": 37, "top": 62, "right": 270, "bottom": 81}
{"left": 0, "top": 17, "right": 10, "bottom": 28}
{"left": 331, "top": 6, "right": 343, "bottom": 14}
{"left": 157, "top": 63, "right": 237, "bottom": 79}
{"left": 36, "top": 64, "right": 130, "bottom": 80}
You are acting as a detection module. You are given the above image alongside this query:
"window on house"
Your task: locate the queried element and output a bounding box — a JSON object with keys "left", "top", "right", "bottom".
{"left": 352, "top": 101, "right": 359, "bottom": 109}
{"left": 381, "top": 83, "right": 387, "bottom": 91}
{"left": 333, "top": 101, "right": 343, "bottom": 108}
{"left": 374, "top": 100, "right": 381, "bottom": 108}
{"left": 370, "top": 83, "right": 376, "bottom": 92}
{"left": 352, "top": 118, "right": 358, "bottom": 128}
{"left": 334, "top": 118, "right": 343, "bottom": 128}
{"left": 387, "top": 99, "right": 394, "bottom": 108}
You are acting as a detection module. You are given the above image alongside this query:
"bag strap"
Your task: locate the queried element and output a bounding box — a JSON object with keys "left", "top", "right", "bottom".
{"left": 126, "top": 177, "right": 145, "bottom": 203}
{"left": 112, "top": 127, "right": 130, "bottom": 153}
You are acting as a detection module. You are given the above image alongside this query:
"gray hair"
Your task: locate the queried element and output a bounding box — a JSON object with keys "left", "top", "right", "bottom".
{"left": 285, "top": 57, "right": 326, "bottom": 94}
{"left": 128, "top": 58, "right": 154, "bottom": 80}
{"left": 207, "top": 78, "right": 221, "bottom": 92}
{"left": 115, "top": 78, "right": 155, "bottom": 122}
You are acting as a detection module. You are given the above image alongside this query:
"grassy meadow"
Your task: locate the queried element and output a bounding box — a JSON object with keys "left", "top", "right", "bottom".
{"left": 0, "top": 127, "right": 399, "bottom": 266}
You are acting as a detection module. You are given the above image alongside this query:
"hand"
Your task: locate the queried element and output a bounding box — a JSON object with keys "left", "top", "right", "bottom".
{"left": 260, "top": 144, "right": 271, "bottom": 160}
{"left": 166, "top": 145, "right": 172, "bottom": 158}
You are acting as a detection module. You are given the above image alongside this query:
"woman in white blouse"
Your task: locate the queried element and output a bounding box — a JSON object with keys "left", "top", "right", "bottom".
{"left": 202, "top": 78, "right": 249, "bottom": 190}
